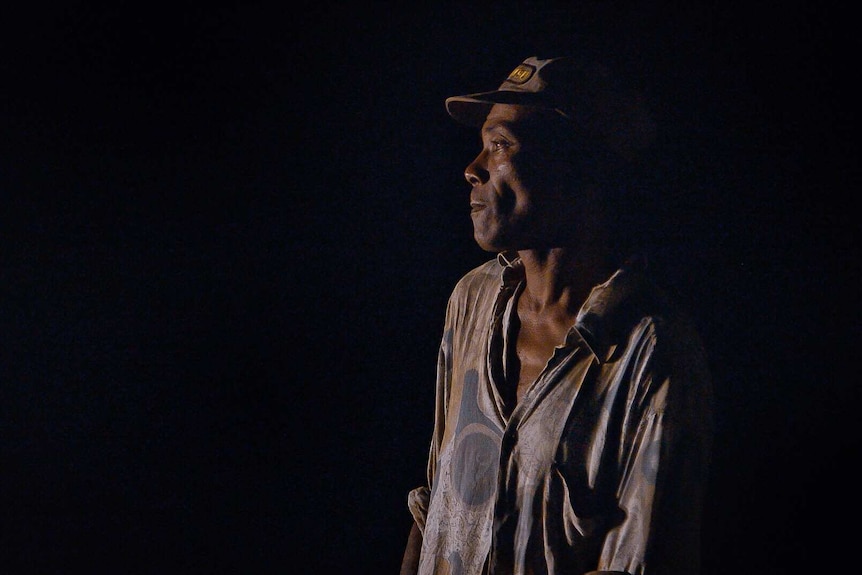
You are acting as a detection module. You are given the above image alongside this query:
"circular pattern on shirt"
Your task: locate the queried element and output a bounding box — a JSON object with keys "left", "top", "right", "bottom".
{"left": 452, "top": 423, "right": 499, "bottom": 506}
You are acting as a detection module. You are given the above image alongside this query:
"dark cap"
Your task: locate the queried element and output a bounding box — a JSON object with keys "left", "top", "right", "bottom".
{"left": 445, "top": 56, "right": 656, "bottom": 159}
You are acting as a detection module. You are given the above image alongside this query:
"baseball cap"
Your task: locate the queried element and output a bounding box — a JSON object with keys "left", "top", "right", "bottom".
{"left": 445, "top": 56, "right": 656, "bottom": 159}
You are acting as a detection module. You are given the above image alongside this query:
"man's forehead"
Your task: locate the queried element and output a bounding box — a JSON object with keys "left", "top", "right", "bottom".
{"left": 484, "top": 103, "right": 536, "bottom": 124}
{"left": 482, "top": 104, "right": 566, "bottom": 135}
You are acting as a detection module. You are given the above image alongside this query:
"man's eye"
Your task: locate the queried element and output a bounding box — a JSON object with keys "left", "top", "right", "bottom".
{"left": 490, "top": 139, "right": 511, "bottom": 151}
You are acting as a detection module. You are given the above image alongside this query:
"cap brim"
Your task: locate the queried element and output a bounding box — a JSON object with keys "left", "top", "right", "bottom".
{"left": 445, "top": 90, "right": 554, "bottom": 127}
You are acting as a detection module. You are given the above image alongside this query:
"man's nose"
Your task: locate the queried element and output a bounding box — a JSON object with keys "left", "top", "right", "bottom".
{"left": 464, "top": 151, "right": 488, "bottom": 186}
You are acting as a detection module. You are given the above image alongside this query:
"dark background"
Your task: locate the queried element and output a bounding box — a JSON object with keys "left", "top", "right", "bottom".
{"left": 1, "top": 2, "right": 857, "bottom": 573}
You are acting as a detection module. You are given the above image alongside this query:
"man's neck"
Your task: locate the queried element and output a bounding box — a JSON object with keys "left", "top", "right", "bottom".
{"left": 515, "top": 246, "right": 614, "bottom": 315}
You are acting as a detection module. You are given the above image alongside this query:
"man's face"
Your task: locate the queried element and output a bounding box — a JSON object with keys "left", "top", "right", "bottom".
{"left": 466, "top": 104, "right": 576, "bottom": 253}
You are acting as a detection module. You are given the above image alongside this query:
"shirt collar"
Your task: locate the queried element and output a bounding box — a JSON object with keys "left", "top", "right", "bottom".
{"left": 496, "top": 251, "right": 647, "bottom": 364}
{"left": 496, "top": 251, "right": 523, "bottom": 286}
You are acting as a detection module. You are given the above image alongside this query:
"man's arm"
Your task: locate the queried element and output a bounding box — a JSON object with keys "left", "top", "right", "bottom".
{"left": 399, "top": 522, "right": 422, "bottom": 575}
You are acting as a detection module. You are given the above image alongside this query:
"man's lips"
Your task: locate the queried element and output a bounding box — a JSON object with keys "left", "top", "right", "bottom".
{"left": 470, "top": 200, "right": 486, "bottom": 213}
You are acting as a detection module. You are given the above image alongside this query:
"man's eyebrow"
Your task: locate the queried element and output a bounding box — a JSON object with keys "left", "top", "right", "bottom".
{"left": 481, "top": 121, "right": 514, "bottom": 136}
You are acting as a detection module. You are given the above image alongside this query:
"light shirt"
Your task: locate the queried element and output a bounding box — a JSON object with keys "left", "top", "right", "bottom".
{"left": 408, "top": 253, "right": 713, "bottom": 575}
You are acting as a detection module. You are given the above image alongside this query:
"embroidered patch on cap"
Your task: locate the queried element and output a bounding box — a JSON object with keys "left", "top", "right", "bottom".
{"left": 506, "top": 63, "right": 535, "bottom": 84}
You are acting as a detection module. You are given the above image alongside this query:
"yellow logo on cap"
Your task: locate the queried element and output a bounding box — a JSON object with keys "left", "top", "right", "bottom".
{"left": 506, "top": 64, "right": 535, "bottom": 85}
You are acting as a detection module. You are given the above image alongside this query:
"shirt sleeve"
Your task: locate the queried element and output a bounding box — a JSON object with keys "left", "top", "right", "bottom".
{"left": 407, "top": 486, "right": 430, "bottom": 533}
{"left": 598, "top": 316, "right": 714, "bottom": 574}
{"left": 407, "top": 295, "right": 457, "bottom": 534}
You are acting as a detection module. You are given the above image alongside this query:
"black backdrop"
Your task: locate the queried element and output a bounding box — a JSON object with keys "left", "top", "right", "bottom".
{"left": 1, "top": 2, "right": 858, "bottom": 573}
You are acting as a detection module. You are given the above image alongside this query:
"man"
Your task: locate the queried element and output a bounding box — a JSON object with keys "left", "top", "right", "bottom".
{"left": 400, "top": 56, "right": 714, "bottom": 575}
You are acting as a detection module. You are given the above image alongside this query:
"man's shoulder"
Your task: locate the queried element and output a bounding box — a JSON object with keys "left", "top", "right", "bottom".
{"left": 446, "top": 258, "right": 504, "bottom": 305}
{"left": 441, "top": 258, "right": 504, "bottom": 329}
{"left": 453, "top": 257, "right": 503, "bottom": 289}
{"left": 463, "top": 257, "right": 504, "bottom": 279}
{"left": 582, "top": 263, "right": 702, "bottom": 351}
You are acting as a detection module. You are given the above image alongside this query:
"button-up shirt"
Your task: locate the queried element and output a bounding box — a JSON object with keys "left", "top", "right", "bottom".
{"left": 408, "top": 253, "right": 713, "bottom": 575}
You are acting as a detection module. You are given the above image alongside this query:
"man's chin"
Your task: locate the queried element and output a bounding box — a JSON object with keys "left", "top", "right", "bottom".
{"left": 472, "top": 235, "right": 502, "bottom": 253}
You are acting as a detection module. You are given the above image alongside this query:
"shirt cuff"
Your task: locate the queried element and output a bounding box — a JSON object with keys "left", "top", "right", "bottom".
{"left": 407, "top": 486, "right": 430, "bottom": 534}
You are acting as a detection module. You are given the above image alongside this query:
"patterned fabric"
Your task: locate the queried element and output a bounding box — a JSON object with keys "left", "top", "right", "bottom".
{"left": 408, "top": 253, "right": 713, "bottom": 575}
